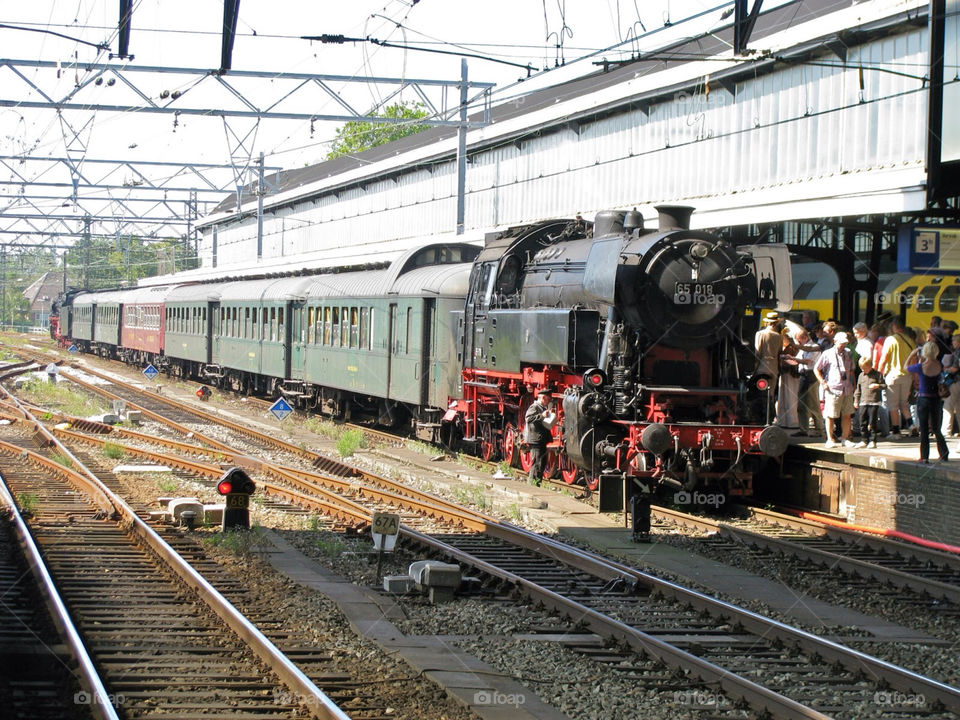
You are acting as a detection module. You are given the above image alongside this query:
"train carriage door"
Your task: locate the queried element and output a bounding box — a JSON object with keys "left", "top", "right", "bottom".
{"left": 211, "top": 302, "right": 221, "bottom": 365}
{"left": 204, "top": 303, "right": 214, "bottom": 364}
{"left": 386, "top": 303, "right": 398, "bottom": 400}
{"left": 290, "top": 302, "right": 304, "bottom": 380}
{"left": 421, "top": 300, "right": 434, "bottom": 406}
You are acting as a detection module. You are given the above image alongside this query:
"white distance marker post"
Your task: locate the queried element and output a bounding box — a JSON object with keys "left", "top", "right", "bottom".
{"left": 371, "top": 512, "right": 400, "bottom": 584}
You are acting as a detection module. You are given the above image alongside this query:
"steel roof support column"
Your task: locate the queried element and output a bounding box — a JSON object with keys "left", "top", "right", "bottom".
{"left": 256, "top": 152, "right": 264, "bottom": 260}
{"left": 456, "top": 59, "right": 468, "bottom": 236}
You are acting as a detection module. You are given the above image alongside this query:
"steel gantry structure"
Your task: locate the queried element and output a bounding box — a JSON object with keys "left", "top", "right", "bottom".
{"left": 0, "top": 55, "right": 493, "bottom": 254}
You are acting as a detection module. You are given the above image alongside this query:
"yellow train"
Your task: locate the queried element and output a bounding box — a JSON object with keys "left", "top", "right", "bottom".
{"left": 789, "top": 262, "right": 960, "bottom": 328}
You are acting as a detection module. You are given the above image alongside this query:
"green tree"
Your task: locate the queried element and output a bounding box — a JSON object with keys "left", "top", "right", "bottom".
{"left": 64, "top": 236, "right": 197, "bottom": 290}
{"left": 326, "top": 101, "right": 430, "bottom": 160}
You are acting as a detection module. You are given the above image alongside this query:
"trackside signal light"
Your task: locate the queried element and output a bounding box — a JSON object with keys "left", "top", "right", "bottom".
{"left": 755, "top": 378, "right": 769, "bottom": 391}
{"left": 217, "top": 479, "right": 233, "bottom": 495}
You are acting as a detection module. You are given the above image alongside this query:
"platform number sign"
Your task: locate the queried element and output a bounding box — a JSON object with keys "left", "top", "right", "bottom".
{"left": 142, "top": 364, "right": 159, "bottom": 380}
{"left": 269, "top": 397, "right": 293, "bottom": 421}
{"left": 898, "top": 224, "right": 960, "bottom": 273}
{"left": 371, "top": 512, "right": 400, "bottom": 552}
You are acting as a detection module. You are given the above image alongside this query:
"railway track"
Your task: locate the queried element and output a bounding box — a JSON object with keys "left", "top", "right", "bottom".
{"left": 0, "top": 471, "right": 94, "bottom": 720}
{"left": 0, "top": 399, "right": 351, "bottom": 719}
{"left": 16, "top": 364, "right": 960, "bottom": 719}
{"left": 9, "top": 351, "right": 960, "bottom": 718}
{"left": 651, "top": 504, "right": 960, "bottom": 607}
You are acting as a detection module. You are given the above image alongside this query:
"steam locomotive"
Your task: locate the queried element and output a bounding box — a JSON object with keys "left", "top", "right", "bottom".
{"left": 53, "top": 206, "right": 792, "bottom": 538}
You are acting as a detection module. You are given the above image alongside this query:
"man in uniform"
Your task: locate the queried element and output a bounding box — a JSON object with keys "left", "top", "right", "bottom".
{"left": 524, "top": 388, "right": 556, "bottom": 484}
{"left": 754, "top": 311, "right": 783, "bottom": 422}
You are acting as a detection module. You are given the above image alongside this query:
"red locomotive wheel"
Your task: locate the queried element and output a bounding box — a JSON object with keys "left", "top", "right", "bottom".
{"left": 583, "top": 474, "right": 599, "bottom": 491}
{"left": 544, "top": 450, "right": 559, "bottom": 479}
{"left": 559, "top": 452, "right": 579, "bottom": 485}
{"left": 479, "top": 422, "right": 496, "bottom": 462}
{"left": 503, "top": 422, "right": 521, "bottom": 467}
{"left": 519, "top": 445, "right": 533, "bottom": 473}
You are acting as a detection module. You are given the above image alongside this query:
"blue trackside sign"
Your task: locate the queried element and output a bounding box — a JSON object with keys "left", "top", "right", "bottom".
{"left": 269, "top": 397, "right": 293, "bottom": 421}
{"left": 142, "top": 364, "right": 159, "bottom": 380}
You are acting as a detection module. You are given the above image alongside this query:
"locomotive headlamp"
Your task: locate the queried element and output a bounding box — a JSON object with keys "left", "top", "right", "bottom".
{"left": 583, "top": 368, "right": 606, "bottom": 389}
{"left": 689, "top": 242, "right": 710, "bottom": 259}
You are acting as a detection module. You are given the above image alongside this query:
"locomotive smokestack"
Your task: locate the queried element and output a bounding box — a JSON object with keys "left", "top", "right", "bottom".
{"left": 655, "top": 205, "right": 694, "bottom": 231}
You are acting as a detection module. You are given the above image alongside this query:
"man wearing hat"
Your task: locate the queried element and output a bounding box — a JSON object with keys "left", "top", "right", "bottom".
{"left": 524, "top": 388, "right": 556, "bottom": 484}
{"left": 814, "top": 331, "right": 856, "bottom": 448}
{"left": 754, "top": 311, "right": 783, "bottom": 421}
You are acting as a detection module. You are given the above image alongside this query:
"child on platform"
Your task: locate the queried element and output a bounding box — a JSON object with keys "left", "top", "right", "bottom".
{"left": 854, "top": 356, "right": 886, "bottom": 449}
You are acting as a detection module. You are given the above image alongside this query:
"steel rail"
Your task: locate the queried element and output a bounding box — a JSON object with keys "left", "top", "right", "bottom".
{"left": 58, "top": 368, "right": 238, "bottom": 453}
{"left": 0, "top": 471, "right": 119, "bottom": 720}
{"left": 485, "top": 518, "right": 960, "bottom": 714}
{"left": 651, "top": 505, "right": 960, "bottom": 604}
{"left": 745, "top": 505, "right": 960, "bottom": 571}
{"left": 56, "top": 427, "right": 489, "bottom": 534}
{"left": 51, "top": 429, "right": 372, "bottom": 528}
{"left": 0, "top": 396, "right": 351, "bottom": 720}
{"left": 60, "top": 365, "right": 315, "bottom": 457}
{"left": 401, "top": 525, "right": 834, "bottom": 720}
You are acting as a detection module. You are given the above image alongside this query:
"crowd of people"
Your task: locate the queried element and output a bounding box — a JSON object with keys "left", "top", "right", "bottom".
{"left": 755, "top": 311, "right": 959, "bottom": 463}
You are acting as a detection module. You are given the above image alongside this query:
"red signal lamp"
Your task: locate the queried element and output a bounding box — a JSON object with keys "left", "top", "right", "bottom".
{"left": 217, "top": 468, "right": 256, "bottom": 495}
{"left": 583, "top": 368, "right": 606, "bottom": 389}
{"left": 755, "top": 378, "right": 769, "bottom": 391}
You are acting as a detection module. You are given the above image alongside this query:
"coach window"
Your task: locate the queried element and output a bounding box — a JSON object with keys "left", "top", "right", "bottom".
{"left": 341, "top": 306, "right": 349, "bottom": 347}
{"left": 331, "top": 307, "right": 340, "bottom": 346}
{"left": 243, "top": 308, "right": 250, "bottom": 339}
{"left": 350, "top": 307, "right": 358, "bottom": 347}
{"left": 307, "top": 307, "right": 316, "bottom": 344}
{"left": 939, "top": 284, "right": 960, "bottom": 313}
{"left": 360, "top": 308, "right": 369, "bottom": 349}
{"left": 322, "top": 307, "right": 331, "bottom": 345}
{"left": 917, "top": 285, "right": 938, "bottom": 313}
{"left": 277, "top": 308, "right": 284, "bottom": 342}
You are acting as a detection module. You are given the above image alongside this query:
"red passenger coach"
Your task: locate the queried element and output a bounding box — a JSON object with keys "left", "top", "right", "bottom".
{"left": 119, "top": 285, "right": 174, "bottom": 365}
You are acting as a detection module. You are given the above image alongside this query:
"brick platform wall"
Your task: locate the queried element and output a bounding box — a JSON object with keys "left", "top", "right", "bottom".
{"left": 782, "top": 448, "right": 960, "bottom": 547}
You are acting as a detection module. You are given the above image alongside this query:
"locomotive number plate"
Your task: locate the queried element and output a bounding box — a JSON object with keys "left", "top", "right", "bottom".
{"left": 674, "top": 282, "right": 716, "bottom": 305}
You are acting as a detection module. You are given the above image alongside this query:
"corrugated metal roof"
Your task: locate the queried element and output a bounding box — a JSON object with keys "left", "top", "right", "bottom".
{"left": 165, "top": 283, "right": 227, "bottom": 303}
{"left": 119, "top": 285, "right": 176, "bottom": 304}
{"left": 388, "top": 263, "right": 472, "bottom": 297}
{"left": 206, "top": 0, "right": 857, "bottom": 218}
{"left": 302, "top": 269, "right": 394, "bottom": 299}
{"left": 74, "top": 290, "right": 128, "bottom": 306}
